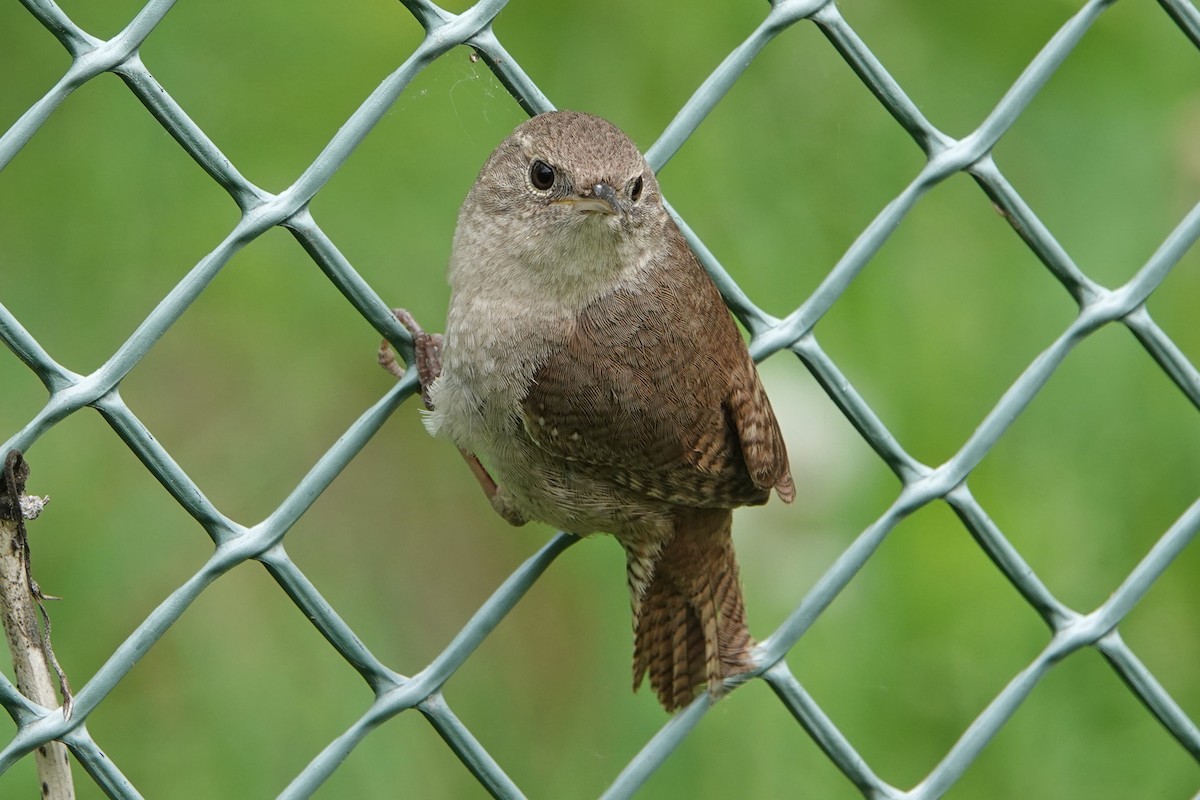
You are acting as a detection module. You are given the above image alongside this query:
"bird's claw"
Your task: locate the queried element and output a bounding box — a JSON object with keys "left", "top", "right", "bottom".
{"left": 379, "top": 308, "right": 443, "bottom": 410}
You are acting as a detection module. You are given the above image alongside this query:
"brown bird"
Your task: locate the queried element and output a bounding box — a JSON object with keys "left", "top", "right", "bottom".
{"left": 384, "top": 111, "right": 793, "bottom": 712}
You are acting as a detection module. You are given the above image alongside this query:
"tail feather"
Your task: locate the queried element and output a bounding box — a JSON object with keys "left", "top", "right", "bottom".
{"left": 630, "top": 508, "right": 754, "bottom": 711}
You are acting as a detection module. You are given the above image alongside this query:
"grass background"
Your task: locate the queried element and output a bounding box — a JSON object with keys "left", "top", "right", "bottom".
{"left": 1, "top": 0, "right": 1198, "bottom": 797}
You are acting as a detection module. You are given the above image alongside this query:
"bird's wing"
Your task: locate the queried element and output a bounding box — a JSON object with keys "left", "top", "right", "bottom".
{"left": 520, "top": 231, "right": 793, "bottom": 509}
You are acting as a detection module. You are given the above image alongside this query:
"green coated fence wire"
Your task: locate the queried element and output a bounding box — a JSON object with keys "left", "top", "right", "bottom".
{"left": 2, "top": 0, "right": 1200, "bottom": 797}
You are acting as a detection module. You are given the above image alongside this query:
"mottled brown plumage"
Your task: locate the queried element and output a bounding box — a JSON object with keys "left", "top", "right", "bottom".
{"left": 396, "top": 111, "right": 793, "bottom": 712}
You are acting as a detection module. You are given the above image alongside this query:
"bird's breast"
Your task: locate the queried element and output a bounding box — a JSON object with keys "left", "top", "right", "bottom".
{"left": 427, "top": 290, "right": 568, "bottom": 454}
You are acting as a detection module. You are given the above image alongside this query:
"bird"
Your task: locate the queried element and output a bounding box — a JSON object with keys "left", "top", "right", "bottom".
{"left": 381, "top": 110, "right": 794, "bottom": 711}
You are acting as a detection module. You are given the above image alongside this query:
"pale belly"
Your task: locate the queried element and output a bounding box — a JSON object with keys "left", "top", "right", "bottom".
{"left": 429, "top": 373, "right": 671, "bottom": 540}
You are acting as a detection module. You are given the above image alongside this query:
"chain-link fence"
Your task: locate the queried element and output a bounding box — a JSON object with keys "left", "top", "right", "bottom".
{"left": 2, "top": 0, "right": 1199, "bottom": 797}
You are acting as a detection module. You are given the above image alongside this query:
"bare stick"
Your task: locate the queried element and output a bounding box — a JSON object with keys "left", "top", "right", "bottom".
{"left": 0, "top": 450, "right": 74, "bottom": 799}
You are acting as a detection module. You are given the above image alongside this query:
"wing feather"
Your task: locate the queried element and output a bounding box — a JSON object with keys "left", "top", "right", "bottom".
{"left": 520, "top": 232, "right": 792, "bottom": 509}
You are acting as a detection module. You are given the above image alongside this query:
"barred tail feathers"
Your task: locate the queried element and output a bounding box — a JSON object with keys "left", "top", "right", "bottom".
{"left": 630, "top": 508, "right": 754, "bottom": 712}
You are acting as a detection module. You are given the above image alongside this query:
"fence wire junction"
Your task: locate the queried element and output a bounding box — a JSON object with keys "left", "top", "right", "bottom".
{"left": 2, "top": 0, "right": 1200, "bottom": 797}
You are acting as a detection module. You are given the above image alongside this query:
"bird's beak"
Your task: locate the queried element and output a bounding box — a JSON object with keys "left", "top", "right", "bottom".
{"left": 558, "top": 182, "right": 619, "bottom": 216}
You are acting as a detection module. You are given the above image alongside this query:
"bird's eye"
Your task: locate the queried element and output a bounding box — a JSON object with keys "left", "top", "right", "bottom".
{"left": 630, "top": 175, "right": 644, "bottom": 202}
{"left": 529, "top": 160, "right": 555, "bottom": 191}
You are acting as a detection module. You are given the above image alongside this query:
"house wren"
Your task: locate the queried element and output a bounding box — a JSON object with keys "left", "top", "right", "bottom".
{"left": 387, "top": 111, "right": 794, "bottom": 711}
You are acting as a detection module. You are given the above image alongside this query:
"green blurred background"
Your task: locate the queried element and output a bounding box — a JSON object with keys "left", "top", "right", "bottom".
{"left": 2, "top": 0, "right": 1199, "bottom": 797}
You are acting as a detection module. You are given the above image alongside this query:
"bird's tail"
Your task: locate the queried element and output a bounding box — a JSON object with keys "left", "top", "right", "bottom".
{"left": 630, "top": 508, "right": 754, "bottom": 712}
